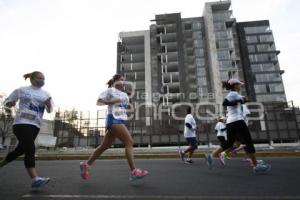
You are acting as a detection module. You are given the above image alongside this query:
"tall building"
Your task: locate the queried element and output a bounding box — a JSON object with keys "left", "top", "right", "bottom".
{"left": 116, "top": 0, "right": 299, "bottom": 145}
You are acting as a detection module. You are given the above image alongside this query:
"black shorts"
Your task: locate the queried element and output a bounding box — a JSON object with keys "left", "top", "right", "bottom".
{"left": 186, "top": 137, "right": 198, "bottom": 148}
{"left": 217, "top": 136, "right": 226, "bottom": 147}
{"left": 221, "top": 120, "right": 256, "bottom": 154}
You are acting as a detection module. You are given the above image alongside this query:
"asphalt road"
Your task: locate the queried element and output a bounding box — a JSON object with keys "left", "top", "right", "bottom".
{"left": 1, "top": 158, "right": 300, "bottom": 200}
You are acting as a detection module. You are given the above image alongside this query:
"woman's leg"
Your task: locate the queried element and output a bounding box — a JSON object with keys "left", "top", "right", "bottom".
{"left": 23, "top": 126, "right": 39, "bottom": 179}
{"left": 87, "top": 130, "right": 116, "bottom": 166}
{"left": 110, "top": 124, "right": 136, "bottom": 170}
{"left": 3, "top": 125, "right": 26, "bottom": 166}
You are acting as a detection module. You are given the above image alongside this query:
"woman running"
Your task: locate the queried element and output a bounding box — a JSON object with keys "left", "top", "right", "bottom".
{"left": 0, "top": 71, "right": 53, "bottom": 187}
{"left": 205, "top": 78, "right": 271, "bottom": 173}
{"left": 80, "top": 74, "right": 148, "bottom": 181}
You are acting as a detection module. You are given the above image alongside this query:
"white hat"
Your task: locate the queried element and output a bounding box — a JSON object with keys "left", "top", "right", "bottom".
{"left": 228, "top": 78, "right": 244, "bottom": 86}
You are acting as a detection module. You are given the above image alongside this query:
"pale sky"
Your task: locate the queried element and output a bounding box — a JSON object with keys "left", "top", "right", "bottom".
{"left": 0, "top": 0, "right": 299, "bottom": 117}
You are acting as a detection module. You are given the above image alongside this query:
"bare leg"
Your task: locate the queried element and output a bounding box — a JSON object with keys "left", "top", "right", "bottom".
{"left": 111, "top": 124, "right": 136, "bottom": 170}
{"left": 87, "top": 131, "right": 116, "bottom": 166}
{"left": 26, "top": 168, "right": 38, "bottom": 179}
{"left": 247, "top": 153, "right": 257, "bottom": 166}
{"left": 211, "top": 146, "right": 223, "bottom": 157}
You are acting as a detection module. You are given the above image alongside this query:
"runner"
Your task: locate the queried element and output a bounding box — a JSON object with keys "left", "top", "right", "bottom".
{"left": 178, "top": 106, "right": 198, "bottom": 164}
{"left": 79, "top": 74, "right": 148, "bottom": 181}
{"left": 0, "top": 71, "right": 53, "bottom": 187}
{"left": 205, "top": 78, "right": 271, "bottom": 173}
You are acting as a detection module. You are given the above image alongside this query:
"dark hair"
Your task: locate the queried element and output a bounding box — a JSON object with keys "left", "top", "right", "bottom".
{"left": 222, "top": 81, "right": 234, "bottom": 91}
{"left": 23, "top": 71, "right": 43, "bottom": 81}
{"left": 186, "top": 106, "right": 192, "bottom": 114}
{"left": 107, "top": 74, "right": 123, "bottom": 87}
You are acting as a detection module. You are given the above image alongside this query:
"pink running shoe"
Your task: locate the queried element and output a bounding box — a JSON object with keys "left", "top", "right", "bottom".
{"left": 80, "top": 162, "right": 89, "bottom": 180}
{"left": 130, "top": 168, "right": 149, "bottom": 181}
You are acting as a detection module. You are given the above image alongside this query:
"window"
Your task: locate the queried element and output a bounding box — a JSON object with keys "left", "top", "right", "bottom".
{"left": 219, "top": 60, "right": 232, "bottom": 69}
{"left": 193, "top": 31, "right": 202, "bottom": 39}
{"left": 197, "top": 67, "right": 206, "bottom": 76}
{"left": 194, "top": 40, "right": 204, "bottom": 48}
{"left": 215, "top": 31, "right": 232, "bottom": 40}
{"left": 268, "top": 83, "right": 284, "bottom": 92}
{"left": 195, "top": 49, "right": 205, "bottom": 57}
{"left": 196, "top": 58, "right": 205, "bottom": 66}
{"left": 218, "top": 50, "right": 230, "bottom": 60}
{"left": 244, "top": 26, "right": 270, "bottom": 34}
{"left": 247, "top": 45, "right": 256, "bottom": 53}
{"left": 254, "top": 84, "right": 267, "bottom": 93}
{"left": 246, "top": 36, "right": 258, "bottom": 43}
{"left": 214, "top": 22, "right": 225, "bottom": 31}
{"left": 259, "top": 35, "right": 274, "bottom": 42}
{"left": 213, "top": 12, "right": 231, "bottom": 22}
{"left": 255, "top": 73, "right": 281, "bottom": 82}
{"left": 256, "top": 44, "right": 275, "bottom": 52}
{"left": 197, "top": 77, "right": 207, "bottom": 86}
{"left": 249, "top": 53, "right": 277, "bottom": 63}
{"left": 217, "top": 40, "right": 234, "bottom": 49}
{"left": 184, "top": 23, "right": 192, "bottom": 30}
{"left": 251, "top": 63, "right": 275, "bottom": 72}
{"left": 192, "top": 22, "right": 202, "bottom": 30}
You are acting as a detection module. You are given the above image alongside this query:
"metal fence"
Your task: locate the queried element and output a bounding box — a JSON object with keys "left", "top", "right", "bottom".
{"left": 52, "top": 102, "right": 300, "bottom": 148}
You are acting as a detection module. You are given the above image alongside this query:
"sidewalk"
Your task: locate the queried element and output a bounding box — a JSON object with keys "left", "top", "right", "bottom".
{"left": 1, "top": 143, "right": 300, "bottom": 160}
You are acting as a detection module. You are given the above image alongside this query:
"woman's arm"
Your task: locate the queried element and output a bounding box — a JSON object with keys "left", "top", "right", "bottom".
{"left": 45, "top": 97, "right": 53, "bottom": 113}
{"left": 96, "top": 98, "right": 121, "bottom": 106}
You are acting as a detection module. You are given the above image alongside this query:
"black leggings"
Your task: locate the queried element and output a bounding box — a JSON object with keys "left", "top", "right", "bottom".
{"left": 221, "top": 120, "right": 256, "bottom": 154}
{"left": 5, "top": 124, "right": 39, "bottom": 168}
{"left": 217, "top": 136, "right": 227, "bottom": 147}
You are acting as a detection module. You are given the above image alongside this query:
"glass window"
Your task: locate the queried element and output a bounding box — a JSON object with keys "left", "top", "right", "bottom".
{"left": 255, "top": 73, "right": 281, "bottom": 82}
{"left": 244, "top": 26, "right": 270, "bottom": 34}
{"left": 254, "top": 84, "right": 267, "bottom": 93}
{"left": 219, "top": 60, "right": 233, "bottom": 69}
{"left": 259, "top": 35, "right": 274, "bottom": 42}
{"left": 246, "top": 36, "right": 258, "bottom": 43}
{"left": 194, "top": 40, "right": 204, "bottom": 48}
{"left": 268, "top": 83, "right": 284, "bottom": 92}
{"left": 193, "top": 31, "right": 202, "bottom": 39}
{"left": 196, "top": 58, "right": 205, "bottom": 66}
{"left": 247, "top": 45, "right": 256, "bottom": 53}
{"left": 197, "top": 67, "right": 206, "bottom": 76}
{"left": 195, "top": 49, "right": 204, "bottom": 57}
{"left": 192, "top": 22, "right": 202, "bottom": 30}
{"left": 217, "top": 50, "right": 230, "bottom": 60}
{"left": 256, "top": 44, "right": 275, "bottom": 52}
{"left": 197, "top": 77, "right": 207, "bottom": 86}
{"left": 251, "top": 63, "right": 275, "bottom": 72}
{"left": 215, "top": 31, "right": 232, "bottom": 40}
{"left": 214, "top": 22, "right": 226, "bottom": 31}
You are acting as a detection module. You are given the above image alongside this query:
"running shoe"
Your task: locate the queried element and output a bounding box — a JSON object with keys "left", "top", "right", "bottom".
{"left": 253, "top": 163, "right": 271, "bottom": 174}
{"left": 80, "top": 162, "right": 89, "bottom": 180}
{"left": 31, "top": 177, "right": 50, "bottom": 188}
{"left": 249, "top": 159, "right": 265, "bottom": 167}
{"left": 185, "top": 159, "right": 194, "bottom": 164}
{"left": 130, "top": 168, "right": 149, "bottom": 181}
{"left": 205, "top": 154, "right": 213, "bottom": 170}
{"left": 178, "top": 148, "right": 185, "bottom": 162}
{"left": 219, "top": 152, "right": 226, "bottom": 166}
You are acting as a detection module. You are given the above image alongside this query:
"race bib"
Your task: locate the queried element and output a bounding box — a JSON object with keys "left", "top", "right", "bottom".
{"left": 19, "top": 110, "right": 37, "bottom": 121}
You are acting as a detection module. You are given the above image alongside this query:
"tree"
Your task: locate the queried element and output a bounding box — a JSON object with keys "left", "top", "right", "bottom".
{"left": 0, "top": 95, "right": 14, "bottom": 147}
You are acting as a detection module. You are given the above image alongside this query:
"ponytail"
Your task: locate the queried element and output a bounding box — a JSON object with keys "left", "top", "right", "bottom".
{"left": 107, "top": 79, "right": 114, "bottom": 88}
{"left": 106, "top": 74, "right": 122, "bottom": 88}
{"left": 23, "top": 71, "right": 43, "bottom": 81}
{"left": 222, "top": 81, "right": 233, "bottom": 91}
{"left": 23, "top": 73, "right": 32, "bottom": 80}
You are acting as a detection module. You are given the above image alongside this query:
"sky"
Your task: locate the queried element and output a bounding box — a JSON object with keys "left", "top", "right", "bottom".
{"left": 0, "top": 0, "right": 299, "bottom": 118}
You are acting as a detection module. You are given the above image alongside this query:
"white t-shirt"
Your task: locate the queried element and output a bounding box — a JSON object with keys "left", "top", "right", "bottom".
{"left": 184, "top": 114, "right": 196, "bottom": 138}
{"left": 225, "top": 91, "right": 245, "bottom": 124}
{"left": 4, "top": 86, "right": 53, "bottom": 128}
{"left": 215, "top": 122, "right": 227, "bottom": 139}
{"left": 98, "top": 87, "right": 129, "bottom": 120}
